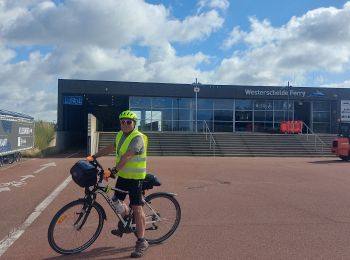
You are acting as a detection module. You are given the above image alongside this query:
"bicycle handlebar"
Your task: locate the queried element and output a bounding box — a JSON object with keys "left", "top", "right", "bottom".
{"left": 89, "top": 158, "right": 126, "bottom": 192}
{"left": 87, "top": 158, "right": 104, "bottom": 183}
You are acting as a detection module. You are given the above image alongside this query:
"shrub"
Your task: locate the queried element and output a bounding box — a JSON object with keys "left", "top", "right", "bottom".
{"left": 34, "top": 121, "right": 56, "bottom": 151}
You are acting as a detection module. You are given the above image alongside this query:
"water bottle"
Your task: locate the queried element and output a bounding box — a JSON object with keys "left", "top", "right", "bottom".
{"left": 113, "top": 199, "right": 125, "bottom": 214}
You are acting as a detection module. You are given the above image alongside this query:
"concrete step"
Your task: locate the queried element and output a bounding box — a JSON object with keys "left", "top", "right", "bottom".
{"left": 97, "top": 132, "right": 336, "bottom": 157}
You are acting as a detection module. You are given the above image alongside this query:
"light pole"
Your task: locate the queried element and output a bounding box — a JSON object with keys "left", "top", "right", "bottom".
{"left": 287, "top": 81, "right": 291, "bottom": 122}
{"left": 193, "top": 78, "right": 200, "bottom": 132}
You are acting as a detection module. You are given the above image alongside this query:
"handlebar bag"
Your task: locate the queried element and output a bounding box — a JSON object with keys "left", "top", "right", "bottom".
{"left": 70, "top": 160, "right": 98, "bottom": 188}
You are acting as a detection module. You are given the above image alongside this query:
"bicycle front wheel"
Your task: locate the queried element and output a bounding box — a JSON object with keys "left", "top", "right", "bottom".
{"left": 48, "top": 199, "right": 104, "bottom": 255}
{"left": 143, "top": 192, "right": 181, "bottom": 244}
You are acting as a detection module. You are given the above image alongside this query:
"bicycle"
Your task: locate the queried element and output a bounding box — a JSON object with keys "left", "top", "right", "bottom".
{"left": 47, "top": 158, "right": 181, "bottom": 255}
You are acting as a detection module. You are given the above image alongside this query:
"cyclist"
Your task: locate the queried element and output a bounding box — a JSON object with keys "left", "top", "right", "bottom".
{"left": 87, "top": 110, "right": 149, "bottom": 258}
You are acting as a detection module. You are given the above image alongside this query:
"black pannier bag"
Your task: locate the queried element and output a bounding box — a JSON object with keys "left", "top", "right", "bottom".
{"left": 142, "top": 173, "right": 161, "bottom": 190}
{"left": 70, "top": 160, "right": 98, "bottom": 188}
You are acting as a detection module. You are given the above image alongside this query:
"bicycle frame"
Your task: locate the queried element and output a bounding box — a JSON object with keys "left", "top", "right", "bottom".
{"left": 83, "top": 183, "right": 167, "bottom": 234}
{"left": 48, "top": 158, "right": 181, "bottom": 255}
{"left": 77, "top": 159, "right": 176, "bottom": 235}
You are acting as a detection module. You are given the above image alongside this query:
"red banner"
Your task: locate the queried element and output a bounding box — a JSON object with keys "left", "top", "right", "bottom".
{"left": 280, "top": 121, "right": 303, "bottom": 134}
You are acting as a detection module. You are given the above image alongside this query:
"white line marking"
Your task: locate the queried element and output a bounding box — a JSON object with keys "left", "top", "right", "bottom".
{"left": 0, "top": 187, "right": 11, "bottom": 192}
{"left": 67, "top": 152, "right": 80, "bottom": 158}
{"left": 33, "top": 162, "right": 56, "bottom": 174}
{"left": 0, "top": 176, "right": 72, "bottom": 257}
{"left": 20, "top": 175, "right": 35, "bottom": 181}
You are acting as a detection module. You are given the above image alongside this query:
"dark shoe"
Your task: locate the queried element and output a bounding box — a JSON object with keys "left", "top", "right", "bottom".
{"left": 130, "top": 239, "right": 149, "bottom": 258}
{"left": 111, "top": 229, "right": 123, "bottom": 237}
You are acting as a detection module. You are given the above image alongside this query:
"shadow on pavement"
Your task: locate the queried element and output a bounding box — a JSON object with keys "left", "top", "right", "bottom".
{"left": 308, "top": 159, "right": 349, "bottom": 164}
{"left": 42, "top": 246, "right": 134, "bottom": 260}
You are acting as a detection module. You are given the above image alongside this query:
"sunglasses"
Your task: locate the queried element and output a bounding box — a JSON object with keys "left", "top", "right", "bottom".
{"left": 120, "top": 119, "right": 133, "bottom": 125}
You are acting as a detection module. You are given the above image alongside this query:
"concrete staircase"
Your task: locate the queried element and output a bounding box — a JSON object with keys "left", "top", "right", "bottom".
{"left": 213, "top": 133, "right": 335, "bottom": 157}
{"left": 97, "top": 132, "right": 336, "bottom": 157}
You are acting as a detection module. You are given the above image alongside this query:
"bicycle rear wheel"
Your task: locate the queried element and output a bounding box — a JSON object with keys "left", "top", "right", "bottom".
{"left": 143, "top": 192, "right": 181, "bottom": 244}
{"left": 48, "top": 199, "right": 104, "bottom": 255}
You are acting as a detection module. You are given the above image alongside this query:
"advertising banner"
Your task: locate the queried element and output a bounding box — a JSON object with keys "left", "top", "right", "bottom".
{"left": 341, "top": 100, "right": 350, "bottom": 122}
{"left": 0, "top": 119, "right": 34, "bottom": 155}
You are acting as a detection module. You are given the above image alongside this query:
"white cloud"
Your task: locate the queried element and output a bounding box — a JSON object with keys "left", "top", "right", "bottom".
{"left": 0, "top": 0, "right": 224, "bottom": 121}
{"left": 198, "top": 0, "right": 230, "bottom": 12}
{"left": 217, "top": 2, "right": 350, "bottom": 85}
{"left": 321, "top": 80, "right": 350, "bottom": 88}
{"left": 0, "top": 0, "right": 349, "bottom": 122}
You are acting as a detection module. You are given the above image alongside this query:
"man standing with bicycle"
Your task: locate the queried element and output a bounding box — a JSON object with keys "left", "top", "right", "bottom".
{"left": 87, "top": 110, "right": 149, "bottom": 258}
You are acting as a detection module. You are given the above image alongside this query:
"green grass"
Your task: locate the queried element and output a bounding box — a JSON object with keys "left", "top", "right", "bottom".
{"left": 34, "top": 121, "right": 56, "bottom": 151}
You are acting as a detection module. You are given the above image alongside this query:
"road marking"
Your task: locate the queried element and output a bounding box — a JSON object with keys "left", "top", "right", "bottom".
{"left": 0, "top": 175, "right": 35, "bottom": 192}
{"left": 20, "top": 175, "right": 35, "bottom": 181}
{"left": 0, "top": 187, "right": 11, "bottom": 192}
{"left": 67, "top": 151, "right": 81, "bottom": 158}
{"left": 33, "top": 162, "right": 56, "bottom": 173}
{"left": 0, "top": 175, "right": 72, "bottom": 257}
{"left": 0, "top": 161, "right": 56, "bottom": 193}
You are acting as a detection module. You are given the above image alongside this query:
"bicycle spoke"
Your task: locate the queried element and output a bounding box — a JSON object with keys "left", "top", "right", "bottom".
{"left": 143, "top": 193, "right": 181, "bottom": 244}
{"left": 48, "top": 200, "right": 104, "bottom": 255}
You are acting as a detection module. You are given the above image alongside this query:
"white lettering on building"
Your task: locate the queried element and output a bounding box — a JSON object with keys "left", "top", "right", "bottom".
{"left": 18, "top": 137, "right": 27, "bottom": 146}
{"left": 244, "top": 89, "right": 305, "bottom": 97}
{"left": 341, "top": 100, "right": 350, "bottom": 122}
{"left": 19, "top": 127, "right": 32, "bottom": 135}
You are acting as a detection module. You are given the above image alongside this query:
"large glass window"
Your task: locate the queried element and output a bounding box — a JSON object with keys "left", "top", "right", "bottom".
{"left": 173, "top": 121, "right": 192, "bottom": 131}
{"left": 254, "top": 111, "right": 273, "bottom": 121}
{"left": 254, "top": 100, "right": 273, "bottom": 110}
{"left": 214, "top": 99, "right": 234, "bottom": 109}
{"left": 313, "top": 112, "right": 330, "bottom": 122}
{"left": 173, "top": 98, "right": 191, "bottom": 109}
{"left": 215, "top": 121, "right": 233, "bottom": 132}
{"left": 130, "top": 97, "right": 151, "bottom": 108}
{"left": 214, "top": 110, "right": 233, "bottom": 121}
{"left": 197, "top": 110, "right": 213, "bottom": 121}
{"left": 313, "top": 101, "right": 330, "bottom": 111}
{"left": 312, "top": 101, "right": 330, "bottom": 133}
{"left": 173, "top": 109, "right": 191, "bottom": 121}
{"left": 254, "top": 122, "right": 273, "bottom": 132}
{"left": 274, "top": 111, "right": 291, "bottom": 122}
{"left": 274, "top": 100, "right": 289, "bottom": 110}
{"left": 313, "top": 123, "right": 330, "bottom": 133}
{"left": 130, "top": 96, "right": 321, "bottom": 133}
{"left": 236, "top": 122, "right": 253, "bottom": 132}
{"left": 235, "top": 111, "right": 252, "bottom": 121}
{"left": 235, "top": 100, "right": 252, "bottom": 110}
{"left": 197, "top": 99, "right": 214, "bottom": 109}
{"left": 152, "top": 97, "right": 173, "bottom": 108}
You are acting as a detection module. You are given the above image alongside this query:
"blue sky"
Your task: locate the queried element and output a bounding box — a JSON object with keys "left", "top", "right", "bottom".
{"left": 0, "top": 0, "right": 350, "bottom": 121}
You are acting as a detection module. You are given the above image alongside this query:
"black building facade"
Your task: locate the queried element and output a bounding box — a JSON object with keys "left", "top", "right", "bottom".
{"left": 57, "top": 79, "right": 350, "bottom": 150}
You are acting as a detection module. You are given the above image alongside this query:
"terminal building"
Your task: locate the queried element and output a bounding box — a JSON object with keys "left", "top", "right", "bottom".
{"left": 57, "top": 79, "right": 350, "bottom": 151}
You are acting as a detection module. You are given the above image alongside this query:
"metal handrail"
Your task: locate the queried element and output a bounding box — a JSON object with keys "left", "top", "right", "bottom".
{"left": 202, "top": 121, "right": 216, "bottom": 156}
{"left": 301, "top": 122, "right": 327, "bottom": 152}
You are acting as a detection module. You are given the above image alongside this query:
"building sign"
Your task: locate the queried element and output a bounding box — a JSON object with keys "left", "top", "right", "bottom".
{"left": 244, "top": 89, "right": 306, "bottom": 97}
{"left": 341, "top": 100, "right": 350, "bottom": 122}
{"left": 64, "top": 96, "right": 83, "bottom": 105}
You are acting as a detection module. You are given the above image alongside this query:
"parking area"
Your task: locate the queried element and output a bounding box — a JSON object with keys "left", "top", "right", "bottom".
{"left": 2, "top": 156, "right": 350, "bottom": 259}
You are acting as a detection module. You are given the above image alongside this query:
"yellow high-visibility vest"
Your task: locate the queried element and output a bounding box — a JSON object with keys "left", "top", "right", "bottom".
{"left": 115, "top": 129, "right": 148, "bottom": 180}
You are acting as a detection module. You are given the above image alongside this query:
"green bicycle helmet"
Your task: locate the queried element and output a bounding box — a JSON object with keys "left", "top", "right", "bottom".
{"left": 119, "top": 110, "right": 138, "bottom": 121}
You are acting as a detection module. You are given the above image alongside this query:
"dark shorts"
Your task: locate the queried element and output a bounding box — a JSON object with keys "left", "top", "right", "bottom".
{"left": 114, "top": 176, "right": 144, "bottom": 206}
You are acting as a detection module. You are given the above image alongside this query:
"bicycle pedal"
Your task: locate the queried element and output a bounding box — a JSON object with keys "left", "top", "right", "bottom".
{"left": 111, "top": 229, "right": 123, "bottom": 237}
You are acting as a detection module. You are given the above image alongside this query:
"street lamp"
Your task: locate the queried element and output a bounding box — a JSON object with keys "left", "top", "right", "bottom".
{"left": 287, "top": 81, "right": 292, "bottom": 122}
{"left": 193, "top": 78, "right": 200, "bottom": 132}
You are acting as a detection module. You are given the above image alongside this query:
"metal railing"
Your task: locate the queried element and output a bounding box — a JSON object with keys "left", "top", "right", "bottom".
{"left": 202, "top": 121, "right": 216, "bottom": 156}
{"left": 301, "top": 122, "right": 328, "bottom": 152}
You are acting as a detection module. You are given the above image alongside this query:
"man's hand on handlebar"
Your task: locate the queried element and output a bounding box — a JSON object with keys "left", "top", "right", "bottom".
{"left": 86, "top": 155, "right": 96, "bottom": 162}
{"left": 103, "top": 167, "right": 118, "bottom": 181}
